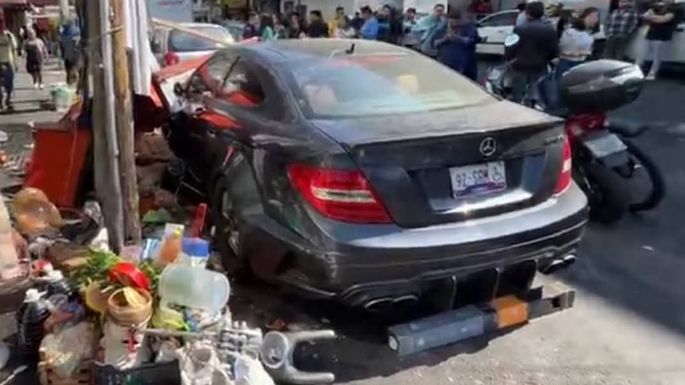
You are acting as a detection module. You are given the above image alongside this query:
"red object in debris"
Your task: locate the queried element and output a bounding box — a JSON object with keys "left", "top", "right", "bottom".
{"left": 24, "top": 103, "right": 92, "bottom": 208}
{"left": 190, "top": 203, "right": 207, "bottom": 237}
{"left": 108, "top": 262, "right": 151, "bottom": 292}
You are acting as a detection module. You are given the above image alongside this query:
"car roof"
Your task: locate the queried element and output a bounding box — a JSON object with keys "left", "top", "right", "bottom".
{"left": 239, "top": 39, "right": 410, "bottom": 63}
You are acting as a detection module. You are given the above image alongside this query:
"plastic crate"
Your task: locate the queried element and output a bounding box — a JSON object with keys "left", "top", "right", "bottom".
{"left": 91, "top": 360, "right": 181, "bottom": 385}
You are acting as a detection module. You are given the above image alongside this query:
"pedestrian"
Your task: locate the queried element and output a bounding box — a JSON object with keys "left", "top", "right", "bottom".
{"left": 636, "top": 1, "right": 677, "bottom": 80}
{"left": 0, "top": 18, "right": 17, "bottom": 112}
{"left": 24, "top": 28, "right": 47, "bottom": 89}
{"left": 402, "top": 7, "right": 420, "bottom": 48}
{"left": 604, "top": 0, "right": 639, "bottom": 60}
{"left": 506, "top": 1, "right": 559, "bottom": 103}
{"left": 417, "top": 3, "right": 447, "bottom": 57}
{"left": 259, "top": 13, "right": 276, "bottom": 41}
{"left": 359, "top": 6, "right": 380, "bottom": 40}
{"left": 287, "top": 13, "right": 306, "bottom": 38}
{"left": 381, "top": 5, "right": 404, "bottom": 44}
{"left": 334, "top": 16, "right": 357, "bottom": 38}
{"left": 273, "top": 14, "right": 287, "bottom": 39}
{"left": 435, "top": 11, "right": 480, "bottom": 81}
{"left": 59, "top": 19, "right": 80, "bottom": 85}
{"left": 243, "top": 12, "right": 260, "bottom": 39}
{"left": 329, "top": 6, "right": 346, "bottom": 37}
{"left": 306, "top": 10, "right": 329, "bottom": 38}
{"left": 351, "top": 12, "right": 365, "bottom": 31}
{"left": 558, "top": 7, "right": 599, "bottom": 77}
{"left": 516, "top": 2, "right": 528, "bottom": 26}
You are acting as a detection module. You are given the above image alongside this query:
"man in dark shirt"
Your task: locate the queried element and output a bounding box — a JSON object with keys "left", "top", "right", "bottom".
{"left": 243, "top": 12, "right": 260, "bottom": 39}
{"left": 307, "top": 10, "right": 330, "bottom": 38}
{"left": 506, "top": 1, "right": 558, "bottom": 103}
{"left": 636, "top": 1, "right": 677, "bottom": 79}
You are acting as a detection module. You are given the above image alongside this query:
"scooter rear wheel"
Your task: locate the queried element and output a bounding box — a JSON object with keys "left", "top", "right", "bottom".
{"left": 584, "top": 163, "right": 630, "bottom": 224}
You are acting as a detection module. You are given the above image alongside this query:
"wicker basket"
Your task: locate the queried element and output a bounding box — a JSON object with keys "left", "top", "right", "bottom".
{"left": 38, "top": 348, "right": 91, "bottom": 385}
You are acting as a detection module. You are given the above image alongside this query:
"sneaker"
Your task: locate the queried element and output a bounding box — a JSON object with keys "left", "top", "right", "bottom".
{"left": 645, "top": 73, "right": 656, "bottom": 80}
{"left": 39, "top": 83, "right": 44, "bottom": 90}
{"left": 33, "top": 82, "right": 38, "bottom": 89}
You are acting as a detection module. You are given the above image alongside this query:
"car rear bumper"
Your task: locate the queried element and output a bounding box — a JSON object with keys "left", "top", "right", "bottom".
{"left": 268, "top": 183, "right": 588, "bottom": 303}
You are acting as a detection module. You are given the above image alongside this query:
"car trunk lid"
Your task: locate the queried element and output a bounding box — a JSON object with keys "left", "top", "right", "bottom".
{"left": 311, "top": 101, "right": 566, "bottom": 227}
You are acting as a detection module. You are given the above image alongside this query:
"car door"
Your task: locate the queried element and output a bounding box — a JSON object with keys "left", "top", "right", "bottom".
{"left": 180, "top": 52, "right": 238, "bottom": 181}
{"left": 477, "top": 11, "right": 518, "bottom": 55}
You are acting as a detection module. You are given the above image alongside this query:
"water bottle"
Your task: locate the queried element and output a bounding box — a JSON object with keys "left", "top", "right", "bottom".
{"left": 45, "top": 269, "right": 74, "bottom": 299}
{"left": 16, "top": 289, "right": 50, "bottom": 357}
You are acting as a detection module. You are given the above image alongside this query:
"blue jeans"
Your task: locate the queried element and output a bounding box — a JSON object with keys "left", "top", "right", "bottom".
{"left": 0, "top": 63, "right": 15, "bottom": 108}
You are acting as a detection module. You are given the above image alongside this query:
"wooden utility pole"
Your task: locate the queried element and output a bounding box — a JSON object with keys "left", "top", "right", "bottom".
{"left": 90, "top": 0, "right": 125, "bottom": 249}
{"left": 111, "top": 0, "right": 142, "bottom": 245}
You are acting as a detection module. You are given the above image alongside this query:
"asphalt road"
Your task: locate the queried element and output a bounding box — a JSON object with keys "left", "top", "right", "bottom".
{"left": 1, "top": 63, "right": 685, "bottom": 385}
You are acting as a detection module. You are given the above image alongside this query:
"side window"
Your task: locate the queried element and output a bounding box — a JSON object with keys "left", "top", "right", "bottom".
{"left": 219, "top": 59, "right": 265, "bottom": 107}
{"left": 187, "top": 53, "right": 237, "bottom": 98}
{"left": 480, "top": 12, "right": 516, "bottom": 27}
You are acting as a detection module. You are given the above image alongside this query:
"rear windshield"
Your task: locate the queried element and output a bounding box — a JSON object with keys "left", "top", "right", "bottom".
{"left": 169, "top": 26, "right": 232, "bottom": 52}
{"left": 284, "top": 52, "right": 494, "bottom": 119}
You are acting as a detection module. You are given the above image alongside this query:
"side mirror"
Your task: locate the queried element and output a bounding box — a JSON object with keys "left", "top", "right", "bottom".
{"left": 173, "top": 82, "right": 184, "bottom": 97}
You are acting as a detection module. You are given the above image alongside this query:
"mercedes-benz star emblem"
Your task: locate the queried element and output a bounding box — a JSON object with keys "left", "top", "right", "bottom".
{"left": 479, "top": 137, "right": 497, "bottom": 157}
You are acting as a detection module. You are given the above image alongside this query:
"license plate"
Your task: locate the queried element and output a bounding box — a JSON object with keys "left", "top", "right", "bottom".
{"left": 449, "top": 161, "right": 507, "bottom": 198}
{"left": 583, "top": 133, "right": 627, "bottom": 158}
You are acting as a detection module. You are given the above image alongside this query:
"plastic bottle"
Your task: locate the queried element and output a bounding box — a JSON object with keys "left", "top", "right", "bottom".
{"left": 45, "top": 269, "right": 74, "bottom": 299}
{"left": 156, "top": 228, "right": 183, "bottom": 267}
{"left": 180, "top": 238, "right": 210, "bottom": 267}
{"left": 16, "top": 289, "right": 50, "bottom": 357}
{"left": 0, "top": 197, "right": 19, "bottom": 280}
{"left": 158, "top": 265, "right": 230, "bottom": 313}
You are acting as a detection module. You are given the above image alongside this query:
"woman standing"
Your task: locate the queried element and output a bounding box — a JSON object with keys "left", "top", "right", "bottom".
{"left": 334, "top": 16, "right": 357, "bottom": 38}
{"left": 259, "top": 14, "right": 276, "bottom": 41}
{"left": 24, "top": 29, "right": 47, "bottom": 89}
{"left": 557, "top": 8, "right": 599, "bottom": 77}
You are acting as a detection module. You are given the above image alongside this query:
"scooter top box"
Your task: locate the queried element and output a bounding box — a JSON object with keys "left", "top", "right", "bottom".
{"left": 559, "top": 60, "right": 644, "bottom": 113}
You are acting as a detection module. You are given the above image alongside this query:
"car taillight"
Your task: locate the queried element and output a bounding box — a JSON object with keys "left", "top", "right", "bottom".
{"left": 554, "top": 135, "right": 572, "bottom": 195}
{"left": 565, "top": 113, "right": 606, "bottom": 138}
{"left": 287, "top": 164, "right": 392, "bottom": 224}
{"left": 164, "top": 52, "right": 180, "bottom": 66}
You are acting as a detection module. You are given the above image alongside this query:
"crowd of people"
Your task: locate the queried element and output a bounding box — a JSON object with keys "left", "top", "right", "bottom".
{"left": 506, "top": 0, "right": 681, "bottom": 104}
{"left": 235, "top": 4, "right": 483, "bottom": 80}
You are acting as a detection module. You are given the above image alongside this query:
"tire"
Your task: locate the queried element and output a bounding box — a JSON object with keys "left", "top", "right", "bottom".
{"left": 210, "top": 177, "right": 251, "bottom": 278}
{"left": 623, "top": 139, "right": 666, "bottom": 212}
{"left": 584, "top": 162, "right": 630, "bottom": 224}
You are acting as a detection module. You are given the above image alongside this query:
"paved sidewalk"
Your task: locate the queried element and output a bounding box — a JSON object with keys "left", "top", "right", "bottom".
{"left": 2, "top": 58, "right": 65, "bottom": 126}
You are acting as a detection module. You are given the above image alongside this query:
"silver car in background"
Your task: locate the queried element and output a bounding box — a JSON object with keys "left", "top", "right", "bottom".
{"left": 151, "top": 22, "right": 234, "bottom": 67}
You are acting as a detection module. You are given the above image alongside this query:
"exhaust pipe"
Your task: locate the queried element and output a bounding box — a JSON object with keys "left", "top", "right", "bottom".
{"left": 392, "top": 294, "right": 419, "bottom": 307}
{"left": 363, "top": 297, "right": 393, "bottom": 312}
{"left": 539, "top": 254, "right": 576, "bottom": 274}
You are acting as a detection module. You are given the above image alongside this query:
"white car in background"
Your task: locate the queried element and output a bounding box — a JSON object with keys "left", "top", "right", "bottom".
{"left": 476, "top": 10, "right": 607, "bottom": 56}
{"left": 151, "top": 23, "right": 234, "bottom": 67}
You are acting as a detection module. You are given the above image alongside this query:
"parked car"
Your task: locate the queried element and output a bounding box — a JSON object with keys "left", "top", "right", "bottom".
{"left": 151, "top": 23, "right": 234, "bottom": 67}
{"left": 166, "top": 39, "right": 588, "bottom": 308}
{"left": 221, "top": 20, "right": 246, "bottom": 42}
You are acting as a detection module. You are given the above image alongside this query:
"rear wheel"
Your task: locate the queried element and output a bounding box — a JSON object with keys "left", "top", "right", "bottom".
{"left": 210, "top": 177, "right": 251, "bottom": 278}
{"left": 622, "top": 139, "right": 665, "bottom": 212}
{"left": 584, "top": 162, "right": 630, "bottom": 224}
